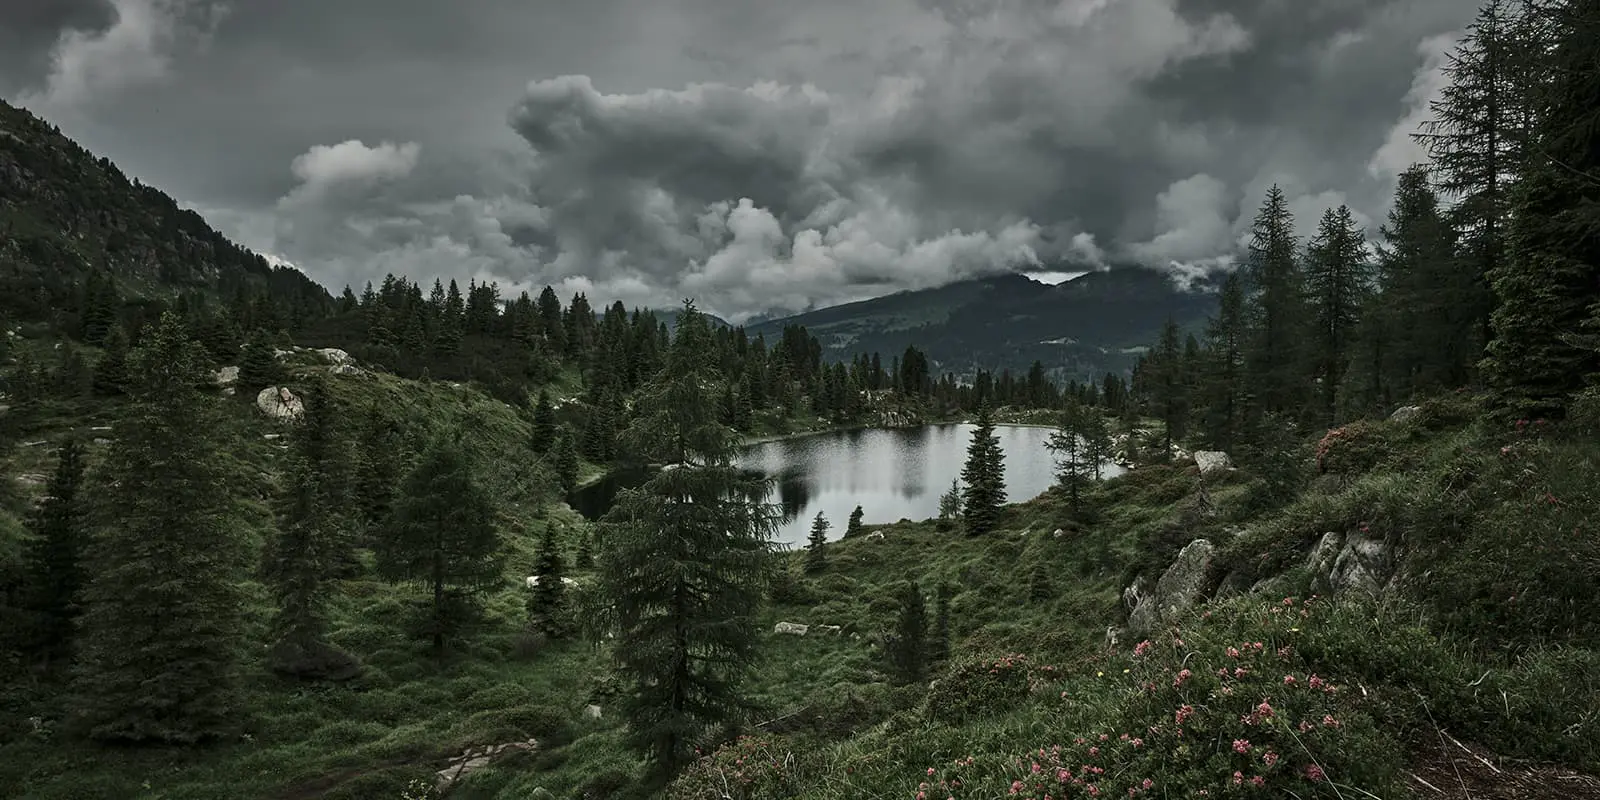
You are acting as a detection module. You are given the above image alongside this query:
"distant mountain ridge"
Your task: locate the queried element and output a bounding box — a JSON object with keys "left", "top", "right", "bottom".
{"left": 744, "top": 268, "right": 1220, "bottom": 381}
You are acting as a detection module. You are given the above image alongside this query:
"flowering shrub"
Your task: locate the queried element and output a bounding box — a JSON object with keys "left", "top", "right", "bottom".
{"left": 925, "top": 654, "right": 1062, "bottom": 725}
{"left": 667, "top": 735, "right": 802, "bottom": 800}
{"left": 903, "top": 597, "right": 1406, "bottom": 799}
{"left": 1313, "top": 421, "right": 1387, "bottom": 475}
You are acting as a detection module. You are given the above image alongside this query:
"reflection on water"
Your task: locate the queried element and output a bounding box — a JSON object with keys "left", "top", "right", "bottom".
{"left": 568, "top": 423, "right": 1125, "bottom": 548}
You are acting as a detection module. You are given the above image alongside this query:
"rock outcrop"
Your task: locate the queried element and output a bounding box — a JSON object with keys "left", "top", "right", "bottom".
{"left": 1310, "top": 531, "right": 1397, "bottom": 597}
{"left": 435, "top": 740, "right": 538, "bottom": 793}
{"left": 1193, "top": 450, "right": 1233, "bottom": 476}
{"left": 1389, "top": 405, "right": 1423, "bottom": 424}
{"left": 1126, "top": 538, "right": 1216, "bottom": 636}
{"left": 255, "top": 386, "right": 305, "bottom": 420}
{"left": 774, "top": 621, "right": 809, "bottom": 635}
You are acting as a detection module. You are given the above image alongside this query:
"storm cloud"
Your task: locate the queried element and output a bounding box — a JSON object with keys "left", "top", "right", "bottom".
{"left": 2, "top": 0, "right": 1476, "bottom": 320}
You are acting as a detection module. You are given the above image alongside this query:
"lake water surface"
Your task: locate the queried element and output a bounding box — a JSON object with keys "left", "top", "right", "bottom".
{"left": 570, "top": 423, "right": 1125, "bottom": 547}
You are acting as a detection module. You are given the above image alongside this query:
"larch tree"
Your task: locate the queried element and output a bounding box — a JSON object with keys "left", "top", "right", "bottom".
{"left": 262, "top": 374, "right": 362, "bottom": 681}
{"left": 69, "top": 312, "right": 253, "bottom": 743}
{"left": 1046, "top": 398, "right": 1097, "bottom": 515}
{"left": 595, "top": 300, "right": 780, "bottom": 783}
{"left": 1199, "top": 272, "right": 1248, "bottom": 450}
{"left": 960, "top": 405, "right": 1007, "bottom": 536}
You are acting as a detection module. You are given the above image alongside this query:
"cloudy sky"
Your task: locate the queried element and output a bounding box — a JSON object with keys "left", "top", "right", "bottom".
{"left": 2, "top": 0, "right": 1474, "bottom": 321}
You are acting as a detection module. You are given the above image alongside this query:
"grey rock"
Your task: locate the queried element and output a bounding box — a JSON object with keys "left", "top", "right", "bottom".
{"left": 1127, "top": 539, "right": 1216, "bottom": 636}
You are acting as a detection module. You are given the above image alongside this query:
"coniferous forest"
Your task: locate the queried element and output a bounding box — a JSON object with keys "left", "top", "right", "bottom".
{"left": 2, "top": 1, "right": 1600, "bottom": 798}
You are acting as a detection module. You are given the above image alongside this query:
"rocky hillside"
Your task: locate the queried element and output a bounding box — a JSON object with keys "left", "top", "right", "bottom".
{"left": 0, "top": 100, "right": 329, "bottom": 323}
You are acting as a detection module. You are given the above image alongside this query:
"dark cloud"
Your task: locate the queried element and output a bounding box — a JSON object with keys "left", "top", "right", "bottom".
{"left": 2, "top": 0, "right": 1477, "bottom": 320}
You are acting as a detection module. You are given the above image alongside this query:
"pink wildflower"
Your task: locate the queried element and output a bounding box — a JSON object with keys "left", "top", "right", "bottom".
{"left": 1233, "top": 739, "right": 1252, "bottom": 754}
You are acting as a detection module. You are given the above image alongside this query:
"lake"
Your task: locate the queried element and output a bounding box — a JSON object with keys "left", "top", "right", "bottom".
{"left": 568, "top": 423, "right": 1126, "bottom": 548}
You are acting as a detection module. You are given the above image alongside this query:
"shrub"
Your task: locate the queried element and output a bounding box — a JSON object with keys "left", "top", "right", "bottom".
{"left": 666, "top": 735, "right": 804, "bottom": 800}
{"left": 1313, "top": 420, "right": 1387, "bottom": 475}
{"left": 924, "top": 653, "right": 1060, "bottom": 725}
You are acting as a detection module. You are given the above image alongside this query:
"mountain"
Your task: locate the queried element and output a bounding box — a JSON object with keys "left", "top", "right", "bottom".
{"left": 745, "top": 268, "right": 1219, "bottom": 381}
{"left": 0, "top": 100, "right": 330, "bottom": 324}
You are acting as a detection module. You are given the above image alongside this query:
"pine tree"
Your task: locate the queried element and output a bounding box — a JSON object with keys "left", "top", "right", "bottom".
{"left": 886, "top": 581, "right": 927, "bottom": 685}
{"left": 804, "top": 511, "right": 830, "bottom": 573}
{"left": 1145, "top": 319, "right": 1189, "bottom": 453}
{"left": 596, "top": 300, "right": 779, "bottom": 782}
{"left": 1241, "top": 186, "right": 1310, "bottom": 420}
{"left": 263, "top": 375, "right": 362, "bottom": 681}
{"left": 846, "top": 504, "right": 865, "bottom": 537}
{"left": 1303, "top": 205, "right": 1373, "bottom": 425}
{"left": 960, "top": 406, "right": 1007, "bottom": 536}
{"left": 529, "top": 522, "right": 568, "bottom": 637}
{"left": 553, "top": 432, "right": 579, "bottom": 495}
{"left": 69, "top": 313, "right": 252, "bottom": 742}
{"left": 375, "top": 435, "right": 503, "bottom": 654}
{"left": 1482, "top": 0, "right": 1600, "bottom": 420}
{"left": 23, "top": 439, "right": 87, "bottom": 668}
{"left": 530, "top": 389, "right": 557, "bottom": 453}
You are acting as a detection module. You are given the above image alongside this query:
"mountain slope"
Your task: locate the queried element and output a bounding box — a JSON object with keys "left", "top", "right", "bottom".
{"left": 746, "top": 268, "right": 1218, "bottom": 380}
{"left": 0, "top": 100, "right": 330, "bottom": 322}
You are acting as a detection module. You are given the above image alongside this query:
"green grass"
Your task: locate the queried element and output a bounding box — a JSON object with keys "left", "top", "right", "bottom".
{"left": 4, "top": 350, "right": 1597, "bottom": 799}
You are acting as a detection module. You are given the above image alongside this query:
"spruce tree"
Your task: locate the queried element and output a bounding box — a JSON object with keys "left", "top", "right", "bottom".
{"left": 596, "top": 300, "right": 779, "bottom": 782}
{"left": 375, "top": 435, "right": 503, "bottom": 654}
{"left": 886, "top": 581, "right": 927, "bottom": 685}
{"left": 90, "top": 325, "right": 128, "bottom": 398}
{"left": 1145, "top": 319, "right": 1189, "bottom": 453}
{"left": 236, "top": 329, "right": 282, "bottom": 397}
{"left": 69, "top": 312, "right": 251, "bottom": 742}
{"left": 529, "top": 522, "right": 568, "bottom": 637}
{"left": 846, "top": 504, "right": 865, "bottom": 537}
{"left": 576, "top": 527, "right": 595, "bottom": 570}
{"left": 1482, "top": 0, "right": 1600, "bottom": 419}
{"left": 929, "top": 582, "right": 953, "bottom": 665}
{"left": 530, "top": 389, "right": 557, "bottom": 454}
{"left": 1047, "top": 399, "right": 1096, "bottom": 515}
{"left": 1303, "top": 205, "right": 1373, "bottom": 425}
{"left": 1199, "top": 273, "right": 1247, "bottom": 450}
{"left": 23, "top": 439, "right": 87, "bottom": 668}
{"left": 937, "top": 479, "right": 962, "bottom": 529}
{"left": 960, "top": 405, "right": 1007, "bottom": 536}
{"left": 263, "top": 375, "right": 362, "bottom": 681}
{"left": 804, "top": 511, "right": 830, "bottom": 573}
{"left": 1241, "top": 186, "right": 1310, "bottom": 420}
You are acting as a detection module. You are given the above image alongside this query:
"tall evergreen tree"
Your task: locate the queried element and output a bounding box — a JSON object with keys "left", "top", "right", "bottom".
{"left": 886, "top": 581, "right": 927, "bottom": 685}
{"left": 1047, "top": 398, "right": 1098, "bottom": 515}
{"left": 530, "top": 389, "right": 558, "bottom": 454}
{"left": 263, "top": 375, "right": 362, "bottom": 681}
{"left": 1482, "top": 0, "right": 1600, "bottom": 419}
{"left": 1303, "top": 205, "right": 1373, "bottom": 425}
{"left": 804, "top": 511, "right": 830, "bottom": 573}
{"left": 375, "top": 435, "right": 503, "bottom": 654}
{"left": 529, "top": 522, "right": 569, "bottom": 637}
{"left": 69, "top": 313, "right": 252, "bottom": 742}
{"left": 846, "top": 504, "right": 865, "bottom": 538}
{"left": 553, "top": 432, "right": 579, "bottom": 495}
{"left": 1144, "top": 319, "right": 1190, "bottom": 452}
{"left": 596, "top": 300, "right": 780, "bottom": 783}
{"left": 23, "top": 439, "right": 87, "bottom": 668}
{"left": 575, "top": 527, "right": 595, "bottom": 570}
{"left": 1241, "top": 186, "right": 1310, "bottom": 420}
{"left": 960, "top": 406, "right": 1007, "bottom": 535}
{"left": 236, "top": 329, "right": 282, "bottom": 397}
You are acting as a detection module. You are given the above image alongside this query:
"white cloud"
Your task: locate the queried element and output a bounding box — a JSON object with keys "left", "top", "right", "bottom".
{"left": 286, "top": 139, "right": 422, "bottom": 196}
{"left": 15, "top": 0, "right": 221, "bottom": 114}
{"left": 1368, "top": 32, "right": 1458, "bottom": 179}
{"left": 1130, "top": 173, "right": 1233, "bottom": 265}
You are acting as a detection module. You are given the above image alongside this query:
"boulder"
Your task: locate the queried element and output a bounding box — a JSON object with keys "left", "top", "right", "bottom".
{"left": 314, "top": 347, "right": 352, "bottom": 365}
{"left": 1126, "top": 538, "right": 1216, "bottom": 636}
{"left": 1193, "top": 450, "right": 1233, "bottom": 476}
{"left": 866, "top": 531, "right": 886, "bottom": 541}
{"left": 525, "top": 576, "right": 580, "bottom": 589}
{"left": 1389, "top": 405, "right": 1423, "bottom": 424}
{"left": 255, "top": 387, "right": 305, "bottom": 420}
{"left": 1328, "top": 532, "right": 1395, "bottom": 597}
{"left": 814, "top": 624, "right": 843, "bottom": 635}
{"left": 583, "top": 704, "right": 603, "bottom": 719}
{"left": 214, "top": 366, "right": 239, "bottom": 387}
{"left": 329, "top": 363, "right": 362, "bottom": 376}
{"left": 773, "top": 621, "right": 809, "bottom": 636}
{"left": 435, "top": 740, "right": 538, "bottom": 793}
